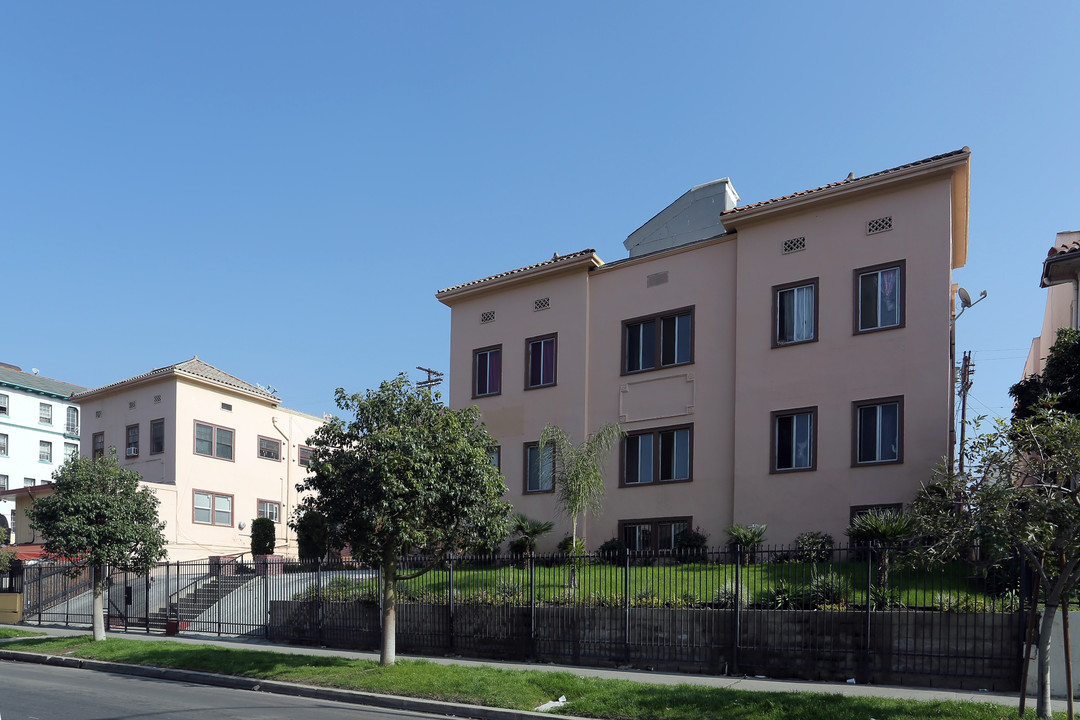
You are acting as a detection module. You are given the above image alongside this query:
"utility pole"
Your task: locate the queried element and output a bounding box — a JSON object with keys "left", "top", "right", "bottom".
{"left": 957, "top": 350, "right": 974, "bottom": 474}
{"left": 416, "top": 366, "right": 444, "bottom": 390}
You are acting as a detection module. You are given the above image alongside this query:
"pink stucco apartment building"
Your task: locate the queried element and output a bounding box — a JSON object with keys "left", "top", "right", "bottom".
{"left": 437, "top": 148, "right": 971, "bottom": 551}
{"left": 3, "top": 357, "right": 323, "bottom": 561}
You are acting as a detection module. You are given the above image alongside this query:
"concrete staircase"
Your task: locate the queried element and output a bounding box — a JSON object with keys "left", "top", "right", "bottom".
{"left": 146, "top": 574, "right": 250, "bottom": 630}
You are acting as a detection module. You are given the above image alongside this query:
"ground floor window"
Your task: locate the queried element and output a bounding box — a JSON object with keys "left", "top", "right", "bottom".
{"left": 619, "top": 517, "right": 692, "bottom": 552}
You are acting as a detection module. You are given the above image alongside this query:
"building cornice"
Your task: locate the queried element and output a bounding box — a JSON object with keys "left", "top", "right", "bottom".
{"left": 436, "top": 250, "right": 603, "bottom": 305}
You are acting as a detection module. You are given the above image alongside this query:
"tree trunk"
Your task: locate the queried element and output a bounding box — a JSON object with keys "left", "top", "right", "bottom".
{"left": 1038, "top": 602, "right": 1060, "bottom": 719}
{"left": 380, "top": 548, "right": 396, "bottom": 666}
{"left": 92, "top": 563, "right": 106, "bottom": 642}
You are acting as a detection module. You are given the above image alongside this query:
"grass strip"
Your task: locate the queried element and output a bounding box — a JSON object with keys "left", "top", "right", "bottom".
{"left": 0, "top": 635, "right": 1064, "bottom": 719}
{"left": 0, "top": 627, "right": 43, "bottom": 639}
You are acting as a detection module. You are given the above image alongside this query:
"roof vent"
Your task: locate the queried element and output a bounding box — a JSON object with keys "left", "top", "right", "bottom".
{"left": 480, "top": 310, "right": 496, "bottom": 324}
{"left": 646, "top": 271, "right": 669, "bottom": 287}
{"left": 782, "top": 237, "right": 806, "bottom": 254}
{"left": 867, "top": 216, "right": 893, "bottom": 235}
{"left": 534, "top": 297, "right": 550, "bottom": 312}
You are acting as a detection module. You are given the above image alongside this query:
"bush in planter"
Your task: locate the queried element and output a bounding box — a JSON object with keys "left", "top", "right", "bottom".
{"left": 250, "top": 517, "right": 276, "bottom": 556}
{"left": 793, "top": 531, "right": 834, "bottom": 562}
{"left": 295, "top": 509, "right": 328, "bottom": 562}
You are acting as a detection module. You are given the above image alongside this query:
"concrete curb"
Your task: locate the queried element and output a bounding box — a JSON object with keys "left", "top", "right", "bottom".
{"left": 0, "top": 648, "right": 577, "bottom": 720}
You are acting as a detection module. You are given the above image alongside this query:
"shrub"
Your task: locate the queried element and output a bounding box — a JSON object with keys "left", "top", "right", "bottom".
{"left": 508, "top": 513, "right": 553, "bottom": 555}
{"left": 597, "top": 537, "right": 626, "bottom": 564}
{"left": 869, "top": 584, "right": 903, "bottom": 610}
{"left": 295, "top": 510, "right": 329, "bottom": 562}
{"left": 508, "top": 537, "right": 532, "bottom": 555}
{"left": 725, "top": 523, "right": 766, "bottom": 563}
{"left": 674, "top": 526, "right": 709, "bottom": 562}
{"left": 250, "top": 517, "right": 276, "bottom": 556}
{"left": 808, "top": 568, "right": 851, "bottom": 609}
{"left": 0, "top": 526, "right": 9, "bottom": 545}
{"left": 793, "top": 531, "right": 834, "bottom": 562}
{"left": 0, "top": 549, "right": 15, "bottom": 573}
{"left": 714, "top": 581, "right": 750, "bottom": 609}
{"left": 761, "top": 579, "right": 806, "bottom": 609}
{"left": 291, "top": 576, "right": 379, "bottom": 603}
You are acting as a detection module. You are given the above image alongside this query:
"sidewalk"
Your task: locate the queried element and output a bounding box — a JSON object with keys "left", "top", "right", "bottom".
{"left": 1, "top": 622, "right": 1063, "bottom": 717}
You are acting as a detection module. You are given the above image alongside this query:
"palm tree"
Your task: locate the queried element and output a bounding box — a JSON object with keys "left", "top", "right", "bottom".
{"left": 539, "top": 423, "right": 624, "bottom": 550}
{"left": 508, "top": 513, "right": 554, "bottom": 555}
{"left": 845, "top": 508, "right": 918, "bottom": 588}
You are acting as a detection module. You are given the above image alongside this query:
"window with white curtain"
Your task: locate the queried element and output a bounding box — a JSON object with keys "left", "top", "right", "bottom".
{"left": 774, "top": 278, "right": 818, "bottom": 346}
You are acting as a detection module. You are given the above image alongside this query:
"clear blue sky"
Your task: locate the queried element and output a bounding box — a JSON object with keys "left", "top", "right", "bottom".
{"left": 3, "top": 2, "right": 1077, "bottom": 424}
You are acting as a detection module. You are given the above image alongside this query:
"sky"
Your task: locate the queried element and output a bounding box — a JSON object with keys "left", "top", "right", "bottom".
{"left": 3, "top": 2, "right": 1078, "bottom": 425}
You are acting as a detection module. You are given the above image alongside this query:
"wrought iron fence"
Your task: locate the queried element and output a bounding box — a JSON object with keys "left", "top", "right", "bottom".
{"left": 11, "top": 543, "right": 1027, "bottom": 690}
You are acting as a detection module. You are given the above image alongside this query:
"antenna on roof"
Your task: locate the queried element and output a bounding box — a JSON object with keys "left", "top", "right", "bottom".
{"left": 416, "top": 366, "right": 444, "bottom": 389}
{"left": 954, "top": 287, "right": 987, "bottom": 319}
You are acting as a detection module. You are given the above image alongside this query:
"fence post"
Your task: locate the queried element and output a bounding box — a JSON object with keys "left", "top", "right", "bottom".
{"left": 529, "top": 554, "right": 537, "bottom": 660}
{"left": 263, "top": 563, "right": 270, "bottom": 639}
{"left": 37, "top": 565, "right": 43, "bottom": 626}
{"left": 448, "top": 555, "right": 455, "bottom": 652}
{"left": 316, "top": 558, "right": 323, "bottom": 647}
{"left": 732, "top": 544, "right": 741, "bottom": 675}
{"left": 862, "top": 542, "right": 873, "bottom": 684}
{"left": 624, "top": 550, "right": 631, "bottom": 665}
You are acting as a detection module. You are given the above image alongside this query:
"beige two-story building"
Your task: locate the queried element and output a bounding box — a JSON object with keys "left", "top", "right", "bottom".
{"left": 437, "top": 148, "right": 971, "bottom": 551}
{"left": 4, "top": 357, "right": 323, "bottom": 561}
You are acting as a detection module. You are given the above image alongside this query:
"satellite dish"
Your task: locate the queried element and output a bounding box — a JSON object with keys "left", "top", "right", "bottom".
{"left": 958, "top": 288, "right": 972, "bottom": 308}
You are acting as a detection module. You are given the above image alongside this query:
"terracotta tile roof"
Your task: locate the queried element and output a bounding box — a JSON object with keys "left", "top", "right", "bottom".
{"left": 1047, "top": 239, "right": 1080, "bottom": 258}
{"left": 437, "top": 248, "right": 600, "bottom": 296}
{"left": 0, "top": 366, "right": 86, "bottom": 398}
{"left": 71, "top": 356, "right": 279, "bottom": 402}
{"left": 721, "top": 147, "right": 971, "bottom": 219}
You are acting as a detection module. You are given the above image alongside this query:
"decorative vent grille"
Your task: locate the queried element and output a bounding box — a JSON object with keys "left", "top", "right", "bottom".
{"left": 221, "top": 403, "right": 233, "bottom": 412}
{"left": 867, "top": 216, "right": 893, "bottom": 235}
{"left": 480, "top": 310, "right": 496, "bottom": 324}
{"left": 154, "top": 395, "right": 162, "bottom": 404}
{"left": 534, "top": 297, "right": 550, "bottom": 311}
{"left": 128, "top": 401, "right": 136, "bottom": 410}
{"left": 782, "top": 236, "right": 806, "bottom": 254}
{"left": 646, "top": 271, "right": 669, "bottom": 288}
{"left": 95, "top": 410, "right": 102, "bottom": 418}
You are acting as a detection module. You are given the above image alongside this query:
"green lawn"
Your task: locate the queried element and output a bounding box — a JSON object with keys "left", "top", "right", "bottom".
{"left": 0, "top": 634, "right": 1059, "bottom": 719}
{"left": 300, "top": 557, "right": 1015, "bottom": 611}
{"left": 0, "top": 626, "right": 43, "bottom": 639}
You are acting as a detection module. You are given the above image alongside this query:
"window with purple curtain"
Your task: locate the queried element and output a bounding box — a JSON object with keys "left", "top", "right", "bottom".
{"left": 473, "top": 346, "right": 502, "bottom": 397}
{"left": 526, "top": 335, "right": 557, "bottom": 388}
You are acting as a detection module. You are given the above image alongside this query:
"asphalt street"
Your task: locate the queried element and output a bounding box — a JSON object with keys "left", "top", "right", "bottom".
{"left": 0, "top": 661, "right": 449, "bottom": 720}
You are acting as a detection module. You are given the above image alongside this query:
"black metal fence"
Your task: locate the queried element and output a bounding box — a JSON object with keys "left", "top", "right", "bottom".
{"left": 10, "top": 544, "right": 1027, "bottom": 690}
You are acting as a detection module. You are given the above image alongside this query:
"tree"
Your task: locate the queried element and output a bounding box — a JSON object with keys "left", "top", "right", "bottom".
{"left": 296, "top": 374, "right": 511, "bottom": 665}
{"left": 294, "top": 509, "right": 329, "bottom": 562}
{"left": 539, "top": 423, "right": 623, "bottom": 551}
{"left": 911, "top": 406, "right": 1080, "bottom": 719}
{"left": 1011, "top": 327, "right": 1080, "bottom": 421}
{"left": 844, "top": 508, "right": 917, "bottom": 589}
{"left": 508, "top": 513, "right": 554, "bottom": 555}
{"left": 26, "top": 453, "right": 167, "bottom": 642}
{"left": 250, "top": 517, "right": 276, "bottom": 556}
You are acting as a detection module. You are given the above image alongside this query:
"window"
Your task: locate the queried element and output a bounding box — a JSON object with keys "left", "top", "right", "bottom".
{"left": 773, "top": 278, "right": 818, "bottom": 346}
{"left": 0, "top": 476, "right": 6, "bottom": 491}
{"left": 525, "top": 334, "right": 557, "bottom": 389}
{"left": 193, "top": 490, "right": 233, "bottom": 526}
{"left": 150, "top": 419, "right": 165, "bottom": 454}
{"left": 258, "top": 436, "right": 281, "bottom": 461}
{"left": 92, "top": 432, "right": 105, "bottom": 459}
{"left": 258, "top": 499, "right": 281, "bottom": 523}
{"left": 126, "top": 425, "right": 140, "bottom": 457}
{"left": 489, "top": 446, "right": 501, "bottom": 470}
{"left": 623, "top": 307, "right": 694, "bottom": 374}
{"left": 473, "top": 345, "right": 502, "bottom": 397}
{"left": 620, "top": 517, "right": 691, "bottom": 552}
{"left": 0, "top": 433, "right": 6, "bottom": 456}
{"left": 298, "top": 445, "right": 313, "bottom": 467}
{"left": 524, "top": 442, "right": 554, "bottom": 493}
{"left": 771, "top": 407, "right": 817, "bottom": 472}
{"left": 24, "top": 478, "right": 36, "bottom": 487}
{"left": 855, "top": 261, "right": 905, "bottom": 333}
{"left": 221, "top": 403, "right": 232, "bottom": 412}
{"left": 194, "top": 421, "right": 234, "bottom": 461}
{"left": 65, "top": 407, "right": 79, "bottom": 434}
{"left": 65, "top": 442, "right": 78, "bottom": 460}
{"left": 39, "top": 441, "right": 52, "bottom": 463}
{"left": 622, "top": 425, "right": 692, "bottom": 485}
{"left": 39, "top": 403, "right": 52, "bottom": 425}
{"left": 853, "top": 396, "right": 903, "bottom": 465}
{"left": 0, "top": 394, "right": 7, "bottom": 416}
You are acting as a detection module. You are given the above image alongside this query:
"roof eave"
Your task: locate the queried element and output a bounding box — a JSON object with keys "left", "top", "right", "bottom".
{"left": 72, "top": 368, "right": 280, "bottom": 405}
{"left": 436, "top": 252, "right": 603, "bottom": 305}
{"left": 1041, "top": 252, "right": 1080, "bottom": 288}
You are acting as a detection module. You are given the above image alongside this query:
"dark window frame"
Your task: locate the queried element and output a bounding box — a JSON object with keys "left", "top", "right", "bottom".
{"left": 258, "top": 435, "right": 282, "bottom": 461}
{"left": 620, "top": 423, "right": 694, "bottom": 487}
{"left": 257, "top": 498, "right": 282, "bottom": 523}
{"left": 92, "top": 432, "right": 104, "bottom": 459}
{"left": 524, "top": 333, "right": 558, "bottom": 390}
{"left": 472, "top": 344, "right": 503, "bottom": 398}
{"left": 126, "top": 424, "right": 140, "bottom": 457}
{"left": 853, "top": 260, "right": 906, "bottom": 334}
{"left": 619, "top": 516, "right": 693, "bottom": 552}
{"left": 621, "top": 306, "right": 695, "bottom": 375}
{"left": 523, "top": 441, "right": 555, "bottom": 494}
{"left": 298, "top": 445, "right": 314, "bottom": 467}
{"left": 770, "top": 406, "right": 818, "bottom": 473}
{"left": 772, "top": 277, "right": 819, "bottom": 347}
{"left": 150, "top": 418, "right": 165, "bottom": 455}
{"left": 852, "top": 395, "right": 904, "bottom": 466}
